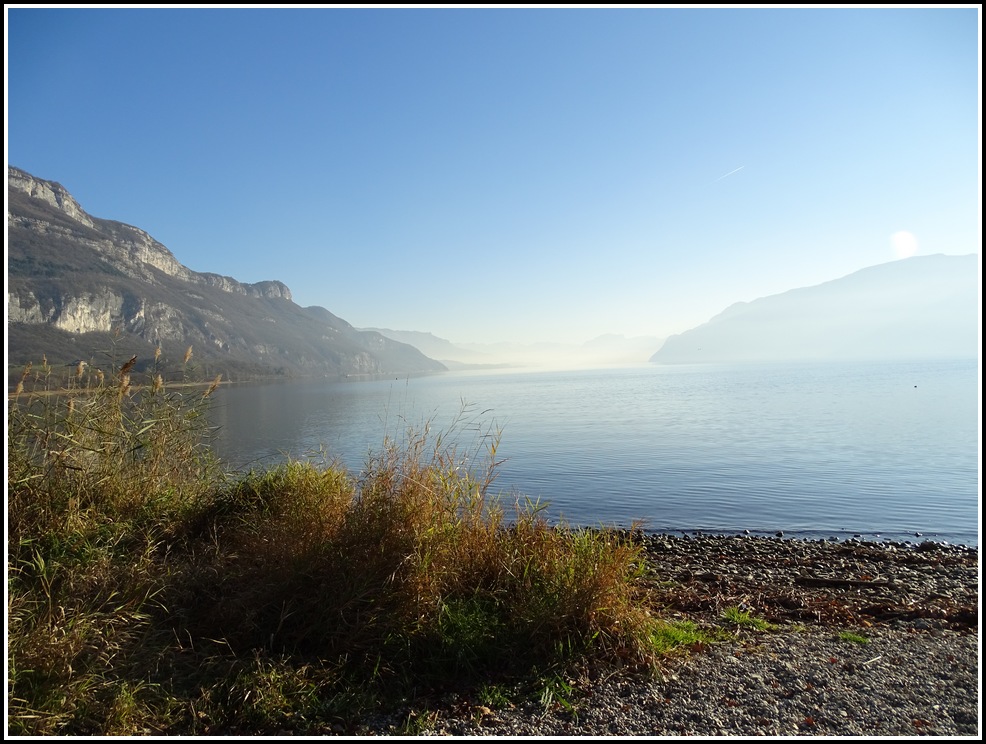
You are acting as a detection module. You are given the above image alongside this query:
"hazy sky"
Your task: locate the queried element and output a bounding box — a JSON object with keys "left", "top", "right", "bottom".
{"left": 5, "top": 6, "right": 981, "bottom": 346}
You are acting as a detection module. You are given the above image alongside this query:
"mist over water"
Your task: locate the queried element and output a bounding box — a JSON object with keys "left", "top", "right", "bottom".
{"left": 209, "top": 359, "right": 979, "bottom": 547}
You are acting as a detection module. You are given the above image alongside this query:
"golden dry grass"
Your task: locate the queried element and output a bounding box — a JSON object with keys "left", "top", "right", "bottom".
{"left": 7, "top": 357, "right": 695, "bottom": 735}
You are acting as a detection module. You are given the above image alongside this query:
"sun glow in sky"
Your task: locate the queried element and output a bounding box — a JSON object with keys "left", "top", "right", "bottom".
{"left": 891, "top": 230, "right": 920, "bottom": 260}
{"left": 5, "top": 6, "right": 981, "bottom": 346}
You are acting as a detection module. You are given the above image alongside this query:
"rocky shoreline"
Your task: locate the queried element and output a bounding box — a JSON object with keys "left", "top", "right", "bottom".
{"left": 362, "top": 534, "right": 980, "bottom": 736}
{"left": 636, "top": 532, "right": 978, "bottom": 632}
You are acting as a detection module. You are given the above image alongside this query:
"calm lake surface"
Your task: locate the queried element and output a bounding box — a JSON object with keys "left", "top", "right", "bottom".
{"left": 208, "top": 359, "right": 980, "bottom": 547}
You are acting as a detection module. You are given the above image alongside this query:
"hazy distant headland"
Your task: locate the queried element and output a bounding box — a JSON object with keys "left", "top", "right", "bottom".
{"left": 650, "top": 254, "right": 979, "bottom": 364}
{"left": 371, "top": 254, "right": 979, "bottom": 369}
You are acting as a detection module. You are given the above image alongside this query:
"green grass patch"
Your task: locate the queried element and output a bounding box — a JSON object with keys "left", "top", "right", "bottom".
{"left": 838, "top": 631, "right": 871, "bottom": 645}
{"left": 647, "top": 619, "right": 718, "bottom": 654}
{"left": 721, "top": 605, "right": 775, "bottom": 631}
{"left": 475, "top": 682, "right": 515, "bottom": 709}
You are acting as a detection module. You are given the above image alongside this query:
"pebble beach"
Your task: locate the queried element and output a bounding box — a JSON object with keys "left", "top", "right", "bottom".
{"left": 361, "top": 534, "right": 980, "bottom": 737}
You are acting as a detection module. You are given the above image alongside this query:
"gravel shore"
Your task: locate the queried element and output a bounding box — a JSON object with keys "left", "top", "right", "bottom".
{"left": 363, "top": 534, "right": 980, "bottom": 737}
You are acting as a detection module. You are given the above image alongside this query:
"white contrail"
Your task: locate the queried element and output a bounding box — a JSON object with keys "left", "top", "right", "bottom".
{"left": 713, "top": 165, "right": 745, "bottom": 182}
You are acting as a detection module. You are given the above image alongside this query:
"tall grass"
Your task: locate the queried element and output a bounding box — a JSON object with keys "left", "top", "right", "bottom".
{"left": 7, "top": 351, "right": 224, "bottom": 734}
{"left": 8, "top": 357, "right": 689, "bottom": 735}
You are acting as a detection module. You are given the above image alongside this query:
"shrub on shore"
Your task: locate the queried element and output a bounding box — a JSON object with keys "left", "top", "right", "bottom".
{"left": 7, "top": 357, "right": 684, "bottom": 735}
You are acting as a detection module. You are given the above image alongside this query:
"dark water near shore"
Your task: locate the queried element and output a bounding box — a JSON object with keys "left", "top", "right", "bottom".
{"left": 208, "top": 359, "right": 980, "bottom": 547}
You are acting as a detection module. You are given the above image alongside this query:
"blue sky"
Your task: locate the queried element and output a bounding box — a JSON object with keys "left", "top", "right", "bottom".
{"left": 5, "top": 6, "right": 981, "bottom": 346}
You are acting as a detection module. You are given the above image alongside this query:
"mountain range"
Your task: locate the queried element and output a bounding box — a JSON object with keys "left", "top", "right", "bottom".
{"left": 7, "top": 166, "right": 446, "bottom": 382}
{"left": 7, "top": 166, "right": 978, "bottom": 382}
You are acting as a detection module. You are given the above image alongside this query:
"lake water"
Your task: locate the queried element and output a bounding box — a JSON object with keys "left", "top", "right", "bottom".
{"left": 208, "top": 359, "right": 980, "bottom": 547}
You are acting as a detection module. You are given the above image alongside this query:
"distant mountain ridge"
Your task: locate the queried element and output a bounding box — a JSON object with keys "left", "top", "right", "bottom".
{"left": 361, "top": 328, "right": 502, "bottom": 369}
{"left": 7, "top": 166, "right": 446, "bottom": 381}
{"left": 650, "top": 254, "right": 979, "bottom": 364}
{"left": 366, "top": 329, "right": 666, "bottom": 369}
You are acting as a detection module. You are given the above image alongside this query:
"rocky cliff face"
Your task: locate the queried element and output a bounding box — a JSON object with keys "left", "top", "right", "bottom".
{"left": 8, "top": 166, "right": 293, "bottom": 301}
{"left": 7, "top": 166, "right": 445, "bottom": 380}
{"left": 8, "top": 165, "right": 96, "bottom": 228}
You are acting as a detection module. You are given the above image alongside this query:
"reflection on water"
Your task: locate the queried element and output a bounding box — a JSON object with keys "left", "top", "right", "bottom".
{"left": 209, "top": 359, "right": 979, "bottom": 546}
